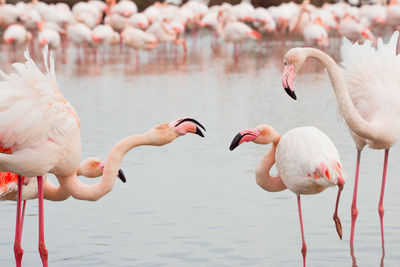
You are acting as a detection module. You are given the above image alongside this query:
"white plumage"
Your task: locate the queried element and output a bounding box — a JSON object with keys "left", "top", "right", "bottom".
{"left": 340, "top": 31, "right": 400, "bottom": 148}
{"left": 0, "top": 47, "right": 81, "bottom": 177}
{"left": 276, "top": 126, "right": 344, "bottom": 195}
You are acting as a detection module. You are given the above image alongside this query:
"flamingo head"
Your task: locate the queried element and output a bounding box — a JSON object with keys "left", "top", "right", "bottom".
{"left": 77, "top": 157, "right": 126, "bottom": 183}
{"left": 229, "top": 125, "right": 280, "bottom": 151}
{"left": 146, "top": 117, "right": 206, "bottom": 146}
{"left": 282, "top": 48, "right": 307, "bottom": 100}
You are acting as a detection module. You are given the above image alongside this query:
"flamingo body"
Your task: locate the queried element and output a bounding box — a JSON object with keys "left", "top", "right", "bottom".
{"left": 276, "top": 127, "right": 343, "bottom": 195}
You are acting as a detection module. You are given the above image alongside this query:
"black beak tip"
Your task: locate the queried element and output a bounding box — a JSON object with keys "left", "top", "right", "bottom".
{"left": 284, "top": 87, "right": 297, "bottom": 100}
{"left": 118, "top": 169, "right": 127, "bottom": 183}
{"left": 195, "top": 127, "right": 205, "bottom": 137}
{"left": 229, "top": 133, "right": 242, "bottom": 151}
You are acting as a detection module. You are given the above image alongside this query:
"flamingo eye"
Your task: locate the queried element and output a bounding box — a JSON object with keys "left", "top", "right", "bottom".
{"left": 93, "top": 162, "right": 98, "bottom": 167}
{"left": 261, "top": 131, "right": 265, "bottom": 135}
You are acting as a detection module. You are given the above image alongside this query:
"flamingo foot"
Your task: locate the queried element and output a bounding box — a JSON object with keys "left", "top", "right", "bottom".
{"left": 301, "top": 243, "right": 307, "bottom": 267}
{"left": 14, "top": 244, "right": 23, "bottom": 267}
{"left": 333, "top": 177, "right": 344, "bottom": 240}
{"left": 333, "top": 215, "right": 343, "bottom": 240}
{"left": 39, "top": 243, "right": 48, "bottom": 267}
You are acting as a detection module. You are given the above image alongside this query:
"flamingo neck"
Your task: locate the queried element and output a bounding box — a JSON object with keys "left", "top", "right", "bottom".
{"left": 56, "top": 133, "right": 153, "bottom": 201}
{"left": 43, "top": 178, "right": 70, "bottom": 201}
{"left": 255, "top": 140, "right": 286, "bottom": 192}
{"left": 304, "top": 47, "right": 387, "bottom": 144}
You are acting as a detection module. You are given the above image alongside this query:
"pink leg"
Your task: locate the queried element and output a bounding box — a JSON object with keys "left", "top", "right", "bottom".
{"left": 333, "top": 176, "right": 344, "bottom": 239}
{"left": 378, "top": 149, "right": 389, "bottom": 253}
{"left": 297, "top": 195, "right": 307, "bottom": 267}
{"left": 14, "top": 176, "right": 24, "bottom": 267}
{"left": 20, "top": 201, "right": 26, "bottom": 235}
{"left": 37, "top": 176, "right": 48, "bottom": 267}
{"left": 350, "top": 150, "right": 361, "bottom": 247}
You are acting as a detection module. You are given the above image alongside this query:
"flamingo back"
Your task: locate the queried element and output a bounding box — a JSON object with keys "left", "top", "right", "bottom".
{"left": 275, "top": 127, "right": 345, "bottom": 195}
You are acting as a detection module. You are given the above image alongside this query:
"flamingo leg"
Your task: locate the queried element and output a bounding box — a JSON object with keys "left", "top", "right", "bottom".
{"left": 350, "top": 150, "right": 361, "bottom": 247}
{"left": 14, "top": 175, "right": 24, "bottom": 267}
{"left": 20, "top": 201, "right": 26, "bottom": 236}
{"left": 297, "top": 195, "right": 307, "bottom": 267}
{"left": 378, "top": 149, "right": 389, "bottom": 254}
{"left": 37, "top": 176, "right": 48, "bottom": 267}
{"left": 333, "top": 177, "right": 344, "bottom": 239}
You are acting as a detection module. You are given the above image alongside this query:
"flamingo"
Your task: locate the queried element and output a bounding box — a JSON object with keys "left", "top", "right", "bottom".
{"left": 217, "top": 8, "right": 261, "bottom": 60}
{"left": 38, "top": 28, "right": 61, "bottom": 50}
{"left": 121, "top": 26, "right": 158, "bottom": 50}
{"left": 229, "top": 125, "right": 345, "bottom": 267}
{"left": 302, "top": 17, "right": 329, "bottom": 49}
{"left": 2, "top": 158, "right": 125, "bottom": 267}
{"left": 0, "top": 47, "right": 206, "bottom": 266}
{"left": 3, "top": 24, "right": 32, "bottom": 46}
{"left": 282, "top": 31, "right": 400, "bottom": 253}
{"left": 337, "top": 14, "right": 376, "bottom": 44}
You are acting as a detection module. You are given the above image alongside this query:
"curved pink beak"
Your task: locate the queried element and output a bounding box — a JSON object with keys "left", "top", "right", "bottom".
{"left": 282, "top": 63, "right": 297, "bottom": 100}
{"left": 229, "top": 129, "right": 261, "bottom": 151}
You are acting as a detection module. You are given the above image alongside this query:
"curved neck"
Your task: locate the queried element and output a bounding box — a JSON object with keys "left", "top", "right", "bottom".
{"left": 255, "top": 141, "right": 286, "bottom": 192}
{"left": 43, "top": 178, "right": 70, "bottom": 201}
{"left": 305, "top": 48, "right": 385, "bottom": 142}
{"left": 56, "top": 134, "right": 151, "bottom": 201}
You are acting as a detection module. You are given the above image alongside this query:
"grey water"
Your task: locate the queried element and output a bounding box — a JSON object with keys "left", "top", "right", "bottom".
{"left": 0, "top": 35, "right": 399, "bottom": 266}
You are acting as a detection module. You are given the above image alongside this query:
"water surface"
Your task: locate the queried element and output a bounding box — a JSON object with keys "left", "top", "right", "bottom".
{"left": 0, "top": 35, "right": 399, "bottom": 266}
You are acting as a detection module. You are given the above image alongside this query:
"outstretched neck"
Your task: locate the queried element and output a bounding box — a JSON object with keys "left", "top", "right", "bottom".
{"left": 304, "top": 48, "right": 386, "bottom": 143}
{"left": 56, "top": 134, "right": 152, "bottom": 201}
{"left": 255, "top": 140, "right": 286, "bottom": 192}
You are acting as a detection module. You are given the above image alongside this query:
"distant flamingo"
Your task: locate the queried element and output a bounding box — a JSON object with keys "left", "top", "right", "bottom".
{"left": 217, "top": 8, "right": 261, "bottom": 60}
{"left": 230, "top": 125, "right": 345, "bottom": 267}
{"left": 282, "top": 32, "right": 400, "bottom": 253}
{"left": 0, "top": 47, "right": 206, "bottom": 266}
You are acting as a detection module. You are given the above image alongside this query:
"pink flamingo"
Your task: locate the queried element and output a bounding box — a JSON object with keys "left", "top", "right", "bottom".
{"left": 1, "top": 157, "right": 125, "bottom": 267}
{"left": 230, "top": 125, "right": 345, "bottom": 267}
{"left": 0, "top": 47, "right": 206, "bottom": 266}
{"left": 282, "top": 32, "right": 400, "bottom": 253}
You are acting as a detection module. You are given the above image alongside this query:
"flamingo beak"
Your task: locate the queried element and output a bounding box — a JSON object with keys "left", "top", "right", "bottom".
{"left": 282, "top": 63, "right": 297, "bottom": 100}
{"left": 118, "top": 169, "right": 126, "bottom": 183}
{"left": 229, "top": 129, "right": 261, "bottom": 151}
{"left": 172, "top": 117, "right": 206, "bottom": 137}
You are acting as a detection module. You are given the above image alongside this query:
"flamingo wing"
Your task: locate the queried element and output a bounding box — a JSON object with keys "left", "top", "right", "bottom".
{"left": 0, "top": 47, "right": 80, "bottom": 151}
{"left": 340, "top": 31, "right": 400, "bottom": 120}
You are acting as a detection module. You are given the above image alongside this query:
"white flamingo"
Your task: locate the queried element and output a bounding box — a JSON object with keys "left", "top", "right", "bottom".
{"left": 230, "top": 125, "right": 345, "bottom": 267}
{"left": 282, "top": 31, "right": 400, "bottom": 253}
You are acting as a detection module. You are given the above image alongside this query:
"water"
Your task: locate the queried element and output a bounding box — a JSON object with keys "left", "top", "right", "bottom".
{"left": 0, "top": 35, "right": 399, "bottom": 266}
